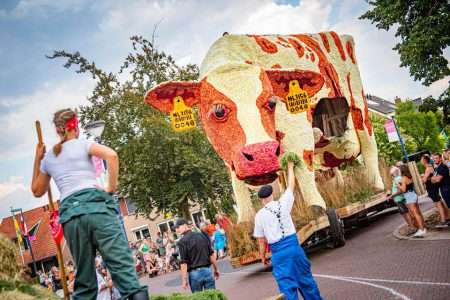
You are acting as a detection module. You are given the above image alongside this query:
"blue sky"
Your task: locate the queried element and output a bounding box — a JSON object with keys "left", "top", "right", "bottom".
{"left": 0, "top": 0, "right": 448, "bottom": 218}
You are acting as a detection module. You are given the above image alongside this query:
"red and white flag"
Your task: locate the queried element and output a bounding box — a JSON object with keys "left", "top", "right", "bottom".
{"left": 49, "top": 210, "right": 64, "bottom": 245}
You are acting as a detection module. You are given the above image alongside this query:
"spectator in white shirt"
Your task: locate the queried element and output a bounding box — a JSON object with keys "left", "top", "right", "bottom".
{"left": 254, "top": 161, "right": 322, "bottom": 300}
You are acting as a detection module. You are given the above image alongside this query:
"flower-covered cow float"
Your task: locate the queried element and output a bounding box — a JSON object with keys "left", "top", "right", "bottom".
{"left": 145, "top": 32, "right": 384, "bottom": 223}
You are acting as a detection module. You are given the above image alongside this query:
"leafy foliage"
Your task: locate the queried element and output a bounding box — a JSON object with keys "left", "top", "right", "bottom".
{"left": 370, "top": 101, "right": 445, "bottom": 163}
{"left": 150, "top": 290, "right": 228, "bottom": 300}
{"left": 418, "top": 95, "right": 450, "bottom": 127}
{"left": 48, "top": 36, "right": 233, "bottom": 219}
{"left": 396, "top": 101, "right": 444, "bottom": 153}
{"left": 0, "top": 235, "right": 57, "bottom": 299}
{"left": 438, "top": 88, "right": 450, "bottom": 127}
{"left": 279, "top": 152, "right": 301, "bottom": 170}
{"left": 361, "top": 0, "right": 450, "bottom": 86}
{"left": 370, "top": 113, "right": 411, "bottom": 163}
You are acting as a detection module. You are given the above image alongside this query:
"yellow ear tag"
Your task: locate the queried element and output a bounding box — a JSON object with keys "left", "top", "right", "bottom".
{"left": 170, "top": 96, "right": 196, "bottom": 132}
{"left": 285, "top": 80, "right": 311, "bottom": 114}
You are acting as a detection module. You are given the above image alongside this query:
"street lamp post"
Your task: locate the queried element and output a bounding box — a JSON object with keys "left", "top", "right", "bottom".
{"left": 84, "top": 120, "right": 106, "bottom": 143}
{"left": 84, "top": 120, "right": 128, "bottom": 242}
{"left": 391, "top": 116, "right": 409, "bottom": 162}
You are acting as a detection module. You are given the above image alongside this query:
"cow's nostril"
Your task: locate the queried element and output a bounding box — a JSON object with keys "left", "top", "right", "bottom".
{"left": 276, "top": 145, "right": 281, "bottom": 157}
{"left": 242, "top": 152, "right": 254, "bottom": 161}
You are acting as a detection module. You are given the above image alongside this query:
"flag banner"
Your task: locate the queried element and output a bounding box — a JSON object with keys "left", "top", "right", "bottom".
{"left": 384, "top": 119, "right": 400, "bottom": 143}
{"left": 13, "top": 216, "right": 23, "bottom": 245}
{"left": 19, "top": 211, "right": 29, "bottom": 236}
{"left": 92, "top": 155, "right": 108, "bottom": 188}
{"left": 49, "top": 210, "right": 64, "bottom": 245}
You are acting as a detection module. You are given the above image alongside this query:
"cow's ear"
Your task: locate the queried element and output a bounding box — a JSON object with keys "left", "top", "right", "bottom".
{"left": 265, "top": 70, "right": 324, "bottom": 101}
{"left": 145, "top": 81, "right": 201, "bottom": 113}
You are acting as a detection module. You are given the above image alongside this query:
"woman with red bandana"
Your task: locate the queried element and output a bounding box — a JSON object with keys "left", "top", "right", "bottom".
{"left": 31, "top": 108, "right": 148, "bottom": 300}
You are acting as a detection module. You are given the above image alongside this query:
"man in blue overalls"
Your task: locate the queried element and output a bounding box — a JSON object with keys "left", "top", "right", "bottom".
{"left": 253, "top": 161, "right": 322, "bottom": 300}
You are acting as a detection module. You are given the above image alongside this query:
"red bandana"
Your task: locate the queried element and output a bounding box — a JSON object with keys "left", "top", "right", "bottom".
{"left": 65, "top": 116, "right": 79, "bottom": 131}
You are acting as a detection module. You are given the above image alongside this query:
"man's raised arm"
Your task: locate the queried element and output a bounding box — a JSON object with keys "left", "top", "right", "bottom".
{"left": 287, "top": 161, "right": 295, "bottom": 192}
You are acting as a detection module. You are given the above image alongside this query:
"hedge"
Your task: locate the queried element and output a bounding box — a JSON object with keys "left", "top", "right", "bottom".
{"left": 150, "top": 290, "right": 227, "bottom": 300}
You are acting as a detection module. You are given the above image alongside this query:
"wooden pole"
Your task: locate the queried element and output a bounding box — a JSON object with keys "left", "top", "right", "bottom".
{"left": 35, "top": 121, "right": 70, "bottom": 300}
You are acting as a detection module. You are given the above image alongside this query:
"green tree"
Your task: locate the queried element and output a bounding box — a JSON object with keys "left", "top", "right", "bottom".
{"left": 370, "top": 113, "right": 406, "bottom": 163}
{"left": 370, "top": 112, "right": 419, "bottom": 164}
{"left": 361, "top": 1, "right": 450, "bottom": 87}
{"left": 418, "top": 95, "right": 450, "bottom": 128}
{"left": 48, "top": 36, "right": 234, "bottom": 219}
{"left": 361, "top": 1, "right": 450, "bottom": 134}
{"left": 396, "top": 101, "right": 444, "bottom": 153}
{"left": 419, "top": 96, "right": 440, "bottom": 113}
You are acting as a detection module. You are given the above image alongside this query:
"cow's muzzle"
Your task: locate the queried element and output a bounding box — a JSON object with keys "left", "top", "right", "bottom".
{"left": 233, "top": 141, "right": 282, "bottom": 186}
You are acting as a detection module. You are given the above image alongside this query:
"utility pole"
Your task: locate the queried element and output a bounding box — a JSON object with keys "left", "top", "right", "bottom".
{"left": 392, "top": 116, "right": 409, "bottom": 162}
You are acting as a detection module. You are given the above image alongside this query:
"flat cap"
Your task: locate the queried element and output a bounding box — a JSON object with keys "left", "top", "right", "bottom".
{"left": 258, "top": 185, "right": 273, "bottom": 198}
{"left": 174, "top": 218, "right": 188, "bottom": 229}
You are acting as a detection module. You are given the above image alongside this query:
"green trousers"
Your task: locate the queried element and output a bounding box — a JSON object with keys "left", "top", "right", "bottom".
{"left": 62, "top": 190, "right": 145, "bottom": 300}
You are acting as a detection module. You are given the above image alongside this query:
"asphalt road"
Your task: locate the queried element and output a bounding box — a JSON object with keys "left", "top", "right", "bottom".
{"left": 141, "top": 199, "right": 450, "bottom": 300}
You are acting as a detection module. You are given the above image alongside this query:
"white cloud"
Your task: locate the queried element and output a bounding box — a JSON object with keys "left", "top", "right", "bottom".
{"left": 0, "top": 176, "right": 25, "bottom": 196}
{"left": 91, "top": 0, "right": 447, "bottom": 101}
{"left": 0, "top": 176, "right": 49, "bottom": 219}
{"left": 93, "top": 0, "right": 333, "bottom": 65}
{"left": 1, "top": 0, "right": 89, "bottom": 19}
{"left": 233, "top": 0, "right": 332, "bottom": 34}
{"left": 331, "top": 0, "right": 449, "bottom": 100}
{"left": 0, "top": 78, "right": 94, "bottom": 160}
{"left": 1, "top": 0, "right": 448, "bottom": 188}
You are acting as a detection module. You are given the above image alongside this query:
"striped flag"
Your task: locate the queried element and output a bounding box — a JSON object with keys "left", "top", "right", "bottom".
{"left": 13, "top": 216, "right": 23, "bottom": 246}
{"left": 19, "top": 211, "right": 36, "bottom": 241}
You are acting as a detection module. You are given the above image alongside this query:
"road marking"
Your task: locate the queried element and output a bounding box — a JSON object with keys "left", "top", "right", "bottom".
{"left": 221, "top": 270, "right": 450, "bottom": 287}
{"left": 221, "top": 269, "right": 450, "bottom": 286}
{"left": 314, "top": 274, "right": 411, "bottom": 300}
{"left": 313, "top": 274, "right": 450, "bottom": 287}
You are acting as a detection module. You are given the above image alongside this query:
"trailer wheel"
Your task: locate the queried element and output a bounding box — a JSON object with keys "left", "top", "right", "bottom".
{"left": 326, "top": 209, "right": 346, "bottom": 248}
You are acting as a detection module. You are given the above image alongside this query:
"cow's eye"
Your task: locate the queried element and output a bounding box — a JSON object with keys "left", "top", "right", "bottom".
{"left": 211, "top": 104, "right": 230, "bottom": 121}
{"left": 265, "top": 97, "right": 277, "bottom": 112}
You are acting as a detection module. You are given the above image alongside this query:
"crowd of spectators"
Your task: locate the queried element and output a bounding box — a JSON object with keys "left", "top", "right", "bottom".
{"left": 130, "top": 231, "right": 180, "bottom": 278}
{"left": 38, "top": 257, "right": 122, "bottom": 299}
{"left": 131, "top": 214, "right": 233, "bottom": 279}
{"left": 37, "top": 261, "right": 76, "bottom": 298}
{"left": 36, "top": 214, "right": 233, "bottom": 298}
{"left": 388, "top": 150, "right": 450, "bottom": 238}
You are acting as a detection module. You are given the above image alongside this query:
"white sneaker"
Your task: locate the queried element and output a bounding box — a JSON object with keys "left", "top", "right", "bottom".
{"left": 412, "top": 229, "right": 427, "bottom": 238}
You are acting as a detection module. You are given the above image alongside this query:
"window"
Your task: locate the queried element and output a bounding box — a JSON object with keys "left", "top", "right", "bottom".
{"left": 135, "top": 231, "right": 142, "bottom": 241}
{"left": 132, "top": 226, "right": 151, "bottom": 241}
{"left": 191, "top": 210, "right": 206, "bottom": 228}
{"left": 312, "top": 97, "right": 349, "bottom": 138}
{"left": 125, "top": 198, "right": 138, "bottom": 215}
{"left": 158, "top": 220, "right": 175, "bottom": 234}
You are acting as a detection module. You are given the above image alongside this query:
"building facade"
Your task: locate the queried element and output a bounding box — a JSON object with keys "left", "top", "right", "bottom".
{"left": 0, "top": 203, "right": 72, "bottom": 273}
{"left": 118, "top": 198, "right": 208, "bottom": 243}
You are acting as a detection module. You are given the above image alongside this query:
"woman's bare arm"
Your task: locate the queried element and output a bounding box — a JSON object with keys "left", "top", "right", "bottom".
{"left": 31, "top": 144, "right": 51, "bottom": 197}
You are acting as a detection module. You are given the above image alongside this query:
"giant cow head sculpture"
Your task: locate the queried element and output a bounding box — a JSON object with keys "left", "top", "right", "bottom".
{"left": 145, "top": 64, "right": 325, "bottom": 186}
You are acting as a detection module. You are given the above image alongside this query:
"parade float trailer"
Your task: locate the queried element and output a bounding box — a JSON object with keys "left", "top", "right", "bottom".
{"left": 145, "top": 32, "right": 396, "bottom": 267}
